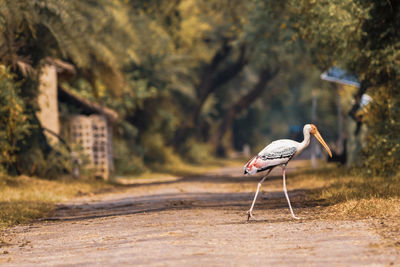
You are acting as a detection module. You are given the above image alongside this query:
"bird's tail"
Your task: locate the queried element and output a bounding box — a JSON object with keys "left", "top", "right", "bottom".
{"left": 243, "top": 156, "right": 258, "bottom": 175}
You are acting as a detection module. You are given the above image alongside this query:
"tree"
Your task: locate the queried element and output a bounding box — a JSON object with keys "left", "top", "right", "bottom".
{"left": 0, "top": 0, "right": 138, "bottom": 91}
{"left": 214, "top": 67, "right": 279, "bottom": 155}
{"left": 212, "top": 0, "right": 304, "bottom": 154}
{"left": 125, "top": 0, "right": 253, "bottom": 149}
{"left": 290, "top": 0, "right": 400, "bottom": 176}
{"left": 0, "top": 66, "right": 31, "bottom": 171}
{"left": 0, "top": 0, "right": 138, "bottom": 176}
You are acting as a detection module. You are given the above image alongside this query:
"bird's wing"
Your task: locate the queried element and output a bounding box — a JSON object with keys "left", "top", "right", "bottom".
{"left": 258, "top": 142, "right": 297, "bottom": 160}
{"left": 244, "top": 140, "right": 297, "bottom": 175}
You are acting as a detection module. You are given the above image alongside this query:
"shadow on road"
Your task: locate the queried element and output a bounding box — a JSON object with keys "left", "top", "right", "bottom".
{"left": 44, "top": 164, "right": 329, "bottom": 223}
{"left": 116, "top": 173, "right": 283, "bottom": 188}
{"left": 47, "top": 179, "right": 326, "bottom": 223}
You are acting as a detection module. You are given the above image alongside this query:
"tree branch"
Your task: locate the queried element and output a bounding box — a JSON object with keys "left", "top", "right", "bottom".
{"left": 214, "top": 67, "right": 280, "bottom": 155}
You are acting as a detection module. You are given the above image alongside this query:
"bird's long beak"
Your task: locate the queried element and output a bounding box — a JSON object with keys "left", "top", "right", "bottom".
{"left": 313, "top": 130, "right": 332, "bottom": 158}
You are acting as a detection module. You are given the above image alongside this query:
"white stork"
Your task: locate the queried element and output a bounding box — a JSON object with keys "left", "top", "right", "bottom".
{"left": 244, "top": 124, "right": 332, "bottom": 221}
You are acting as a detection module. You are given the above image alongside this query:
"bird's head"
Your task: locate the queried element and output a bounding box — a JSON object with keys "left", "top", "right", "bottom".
{"left": 306, "top": 124, "right": 332, "bottom": 158}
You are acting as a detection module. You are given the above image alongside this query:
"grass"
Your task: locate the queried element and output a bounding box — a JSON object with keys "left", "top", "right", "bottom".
{"left": 0, "top": 157, "right": 243, "bottom": 229}
{"left": 0, "top": 175, "right": 116, "bottom": 229}
{"left": 289, "top": 163, "right": 400, "bottom": 218}
{"left": 287, "top": 162, "right": 400, "bottom": 247}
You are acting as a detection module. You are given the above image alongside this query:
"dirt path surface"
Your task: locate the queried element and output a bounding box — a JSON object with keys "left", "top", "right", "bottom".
{"left": 1, "top": 164, "right": 399, "bottom": 266}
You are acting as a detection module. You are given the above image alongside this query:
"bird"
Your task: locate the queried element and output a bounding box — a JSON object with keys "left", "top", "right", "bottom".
{"left": 243, "top": 124, "right": 332, "bottom": 221}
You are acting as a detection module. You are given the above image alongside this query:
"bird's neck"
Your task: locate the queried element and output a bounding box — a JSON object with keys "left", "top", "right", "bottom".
{"left": 298, "top": 129, "right": 311, "bottom": 152}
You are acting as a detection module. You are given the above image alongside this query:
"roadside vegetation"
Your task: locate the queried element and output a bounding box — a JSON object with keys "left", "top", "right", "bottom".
{"left": 0, "top": 174, "right": 114, "bottom": 228}
{"left": 287, "top": 163, "right": 400, "bottom": 247}
{"left": 0, "top": 158, "right": 243, "bottom": 229}
{"left": 3, "top": 0, "right": 398, "bottom": 178}
{"left": 289, "top": 164, "right": 400, "bottom": 219}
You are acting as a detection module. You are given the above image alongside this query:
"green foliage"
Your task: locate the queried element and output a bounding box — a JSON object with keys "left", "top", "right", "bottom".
{"left": 16, "top": 144, "right": 72, "bottom": 179}
{"left": 181, "top": 139, "right": 213, "bottom": 163}
{"left": 0, "top": 0, "right": 139, "bottom": 177}
{"left": 0, "top": 0, "right": 138, "bottom": 73}
{"left": 221, "top": 0, "right": 338, "bottom": 153}
{"left": 113, "top": 121, "right": 145, "bottom": 175}
{"left": 113, "top": 139, "right": 145, "bottom": 175}
{"left": 363, "top": 84, "right": 400, "bottom": 176}
{"left": 356, "top": 0, "right": 400, "bottom": 176}
{"left": 0, "top": 66, "right": 31, "bottom": 170}
{"left": 3, "top": 0, "right": 397, "bottom": 179}
{"left": 288, "top": 0, "right": 368, "bottom": 69}
{"left": 141, "top": 133, "right": 177, "bottom": 166}
{"left": 290, "top": 0, "right": 400, "bottom": 176}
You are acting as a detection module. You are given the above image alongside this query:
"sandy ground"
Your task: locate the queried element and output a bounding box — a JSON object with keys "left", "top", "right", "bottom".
{"left": 0, "top": 164, "right": 399, "bottom": 266}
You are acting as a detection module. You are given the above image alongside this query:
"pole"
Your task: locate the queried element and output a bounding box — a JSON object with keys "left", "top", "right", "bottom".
{"left": 337, "top": 85, "right": 343, "bottom": 155}
{"left": 311, "top": 90, "right": 317, "bottom": 168}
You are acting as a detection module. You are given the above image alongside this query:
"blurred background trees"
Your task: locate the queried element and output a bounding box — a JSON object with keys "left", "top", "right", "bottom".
{"left": 0, "top": 0, "right": 398, "bottom": 177}
{"left": 290, "top": 0, "right": 400, "bottom": 176}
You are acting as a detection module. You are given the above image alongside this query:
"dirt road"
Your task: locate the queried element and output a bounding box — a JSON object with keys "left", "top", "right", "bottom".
{"left": 0, "top": 165, "right": 399, "bottom": 266}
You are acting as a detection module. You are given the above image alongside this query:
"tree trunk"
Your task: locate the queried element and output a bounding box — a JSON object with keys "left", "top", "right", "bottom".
{"left": 191, "top": 41, "right": 247, "bottom": 126}
{"left": 215, "top": 67, "right": 279, "bottom": 156}
{"left": 37, "top": 64, "right": 60, "bottom": 144}
{"left": 173, "top": 41, "right": 248, "bottom": 147}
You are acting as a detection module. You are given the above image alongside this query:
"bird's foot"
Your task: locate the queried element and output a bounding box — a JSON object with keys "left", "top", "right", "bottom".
{"left": 246, "top": 210, "right": 256, "bottom": 221}
{"left": 292, "top": 215, "right": 301, "bottom": 220}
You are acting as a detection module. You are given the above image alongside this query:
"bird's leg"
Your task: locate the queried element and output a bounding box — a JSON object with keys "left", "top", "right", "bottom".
{"left": 282, "top": 166, "right": 300, "bottom": 220}
{"left": 247, "top": 169, "right": 272, "bottom": 221}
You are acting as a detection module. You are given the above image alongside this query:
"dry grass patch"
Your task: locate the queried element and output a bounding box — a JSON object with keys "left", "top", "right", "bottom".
{"left": 288, "top": 163, "right": 400, "bottom": 247}
{"left": 0, "top": 175, "right": 116, "bottom": 228}
{"left": 289, "top": 163, "right": 399, "bottom": 206}
{"left": 0, "top": 158, "right": 243, "bottom": 228}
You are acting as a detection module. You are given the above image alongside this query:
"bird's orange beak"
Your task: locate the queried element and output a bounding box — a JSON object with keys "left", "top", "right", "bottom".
{"left": 312, "top": 129, "right": 332, "bottom": 158}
